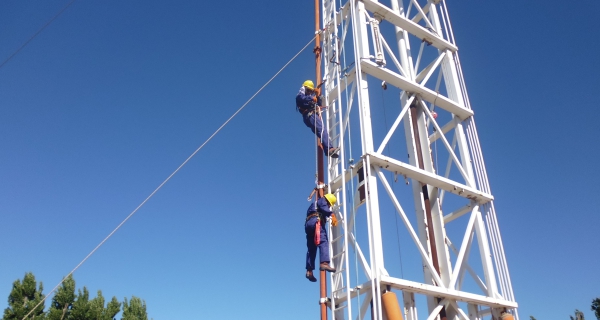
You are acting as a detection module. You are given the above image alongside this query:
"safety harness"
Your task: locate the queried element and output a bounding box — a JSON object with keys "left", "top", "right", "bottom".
{"left": 297, "top": 100, "right": 318, "bottom": 117}
{"left": 305, "top": 212, "right": 322, "bottom": 245}
{"left": 296, "top": 85, "right": 321, "bottom": 116}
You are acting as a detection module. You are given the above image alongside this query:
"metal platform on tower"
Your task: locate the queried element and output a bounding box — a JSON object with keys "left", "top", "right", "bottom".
{"left": 316, "top": 0, "right": 519, "bottom": 319}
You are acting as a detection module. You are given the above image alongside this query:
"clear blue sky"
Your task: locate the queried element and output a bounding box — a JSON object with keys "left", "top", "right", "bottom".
{"left": 1, "top": 1, "right": 598, "bottom": 319}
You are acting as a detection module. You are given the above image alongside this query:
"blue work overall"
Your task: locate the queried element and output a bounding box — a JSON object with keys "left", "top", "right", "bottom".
{"left": 305, "top": 197, "right": 333, "bottom": 271}
{"left": 296, "top": 87, "right": 334, "bottom": 151}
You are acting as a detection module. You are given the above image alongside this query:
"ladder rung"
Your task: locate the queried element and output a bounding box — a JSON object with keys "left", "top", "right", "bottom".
{"left": 332, "top": 251, "right": 345, "bottom": 260}
{"left": 354, "top": 199, "right": 366, "bottom": 209}
{"left": 333, "top": 268, "right": 346, "bottom": 274}
{"left": 333, "top": 303, "right": 348, "bottom": 310}
{"left": 333, "top": 286, "right": 348, "bottom": 294}
{"left": 331, "top": 234, "right": 343, "bottom": 243}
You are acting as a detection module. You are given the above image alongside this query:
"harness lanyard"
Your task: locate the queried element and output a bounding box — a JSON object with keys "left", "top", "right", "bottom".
{"left": 310, "top": 91, "right": 321, "bottom": 246}
{"left": 314, "top": 213, "right": 321, "bottom": 245}
{"left": 316, "top": 92, "right": 324, "bottom": 246}
{"left": 318, "top": 98, "right": 325, "bottom": 151}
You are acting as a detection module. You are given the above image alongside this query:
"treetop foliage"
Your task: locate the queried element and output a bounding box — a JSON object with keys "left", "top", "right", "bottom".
{"left": 571, "top": 309, "right": 585, "bottom": 320}
{"left": 2, "top": 273, "right": 148, "bottom": 320}
{"left": 592, "top": 298, "right": 600, "bottom": 320}
{"left": 121, "top": 297, "right": 147, "bottom": 320}
{"left": 3, "top": 272, "right": 45, "bottom": 320}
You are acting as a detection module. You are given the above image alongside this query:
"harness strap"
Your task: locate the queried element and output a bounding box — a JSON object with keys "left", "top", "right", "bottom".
{"left": 314, "top": 218, "right": 321, "bottom": 245}
{"left": 299, "top": 106, "right": 317, "bottom": 115}
{"left": 306, "top": 212, "right": 320, "bottom": 221}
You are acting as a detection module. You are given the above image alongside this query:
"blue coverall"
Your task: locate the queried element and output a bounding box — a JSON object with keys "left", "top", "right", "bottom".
{"left": 305, "top": 197, "right": 334, "bottom": 271}
{"left": 296, "top": 86, "right": 334, "bottom": 151}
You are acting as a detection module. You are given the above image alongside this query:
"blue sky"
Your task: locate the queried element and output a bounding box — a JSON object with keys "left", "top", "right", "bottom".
{"left": 1, "top": 0, "right": 599, "bottom": 319}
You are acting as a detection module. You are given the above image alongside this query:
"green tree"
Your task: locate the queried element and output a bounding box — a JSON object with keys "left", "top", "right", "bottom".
{"left": 121, "top": 297, "right": 148, "bottom": 320}
{"left": 68, "top": 287, "right": 90, "bottom": 320}
{"left": 3, "top": 273, "right": 144, "bottom": 320}
{"left": 592, "top": 298, "right": 600, "bottom": 320}
{"left": 530, "top": 316, "right": 537, "bottom": 320}
{"left": 571, "top": 309, "right": 585, "bottom": 320}
{"left": 86, "top": 290, "right": 120, "bottom": 320}
{"left": 58, "top": 287, "right": 121, "bottom": 320}
{"left": 46, "top": 275, "right": 76, "bottom": 320}
{"left": 2, "top": 272, "right": 46, "bottom": 320}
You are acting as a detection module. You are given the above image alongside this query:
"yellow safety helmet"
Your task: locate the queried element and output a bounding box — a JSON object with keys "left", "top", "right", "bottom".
{"left": 303, "top": 80, "right": 315, "bottom": 90}
{"left": 324, "top": 194, "right": 337, "bottom": 206}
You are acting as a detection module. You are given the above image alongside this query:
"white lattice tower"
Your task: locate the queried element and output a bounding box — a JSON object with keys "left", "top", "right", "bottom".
{"left": 320, "top": 0, "right": 518, "bottom": 319}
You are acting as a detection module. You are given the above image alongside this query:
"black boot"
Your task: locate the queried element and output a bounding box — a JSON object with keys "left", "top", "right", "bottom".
{"left": 306, "top": 270, "right": 317, "bottom": 282}
{"left": 327, "top": 147, "right": 340, "bottom": 158}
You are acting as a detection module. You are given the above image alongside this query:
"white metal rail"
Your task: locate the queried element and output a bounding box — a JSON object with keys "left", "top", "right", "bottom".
{"left": 321, "top": 0, "right": 518, "bottom": 319}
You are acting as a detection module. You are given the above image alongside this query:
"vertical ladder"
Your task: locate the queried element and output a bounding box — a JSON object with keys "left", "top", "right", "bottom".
{"left": 322, "top": 0, "right": 352, "bottom": 318}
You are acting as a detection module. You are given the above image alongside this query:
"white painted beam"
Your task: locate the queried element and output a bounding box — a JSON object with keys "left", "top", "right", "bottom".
{"left": 360, "top": 60, "right": 473, "bottom": 120}
{"left": 443, "top": 202, "right": 474, "bottom": 223}
{"left": 367, "top": 152, "right": 493, "bottom": 203}
{"left": 429, "top": 118, "right": 458, "bottom": 143}
{"left": 362, "top": 0, "right": 457, "bottom": 52}
{"left": 381, "top": 276, "right": 518, "bottom": 309}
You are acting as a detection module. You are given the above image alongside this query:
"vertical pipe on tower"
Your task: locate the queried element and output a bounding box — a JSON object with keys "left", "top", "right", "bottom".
{"left": 409, "top": 101, "right": 447, "bottom": 320}
{"left": 314, "top": 1, "right": 327, "bottom": 320}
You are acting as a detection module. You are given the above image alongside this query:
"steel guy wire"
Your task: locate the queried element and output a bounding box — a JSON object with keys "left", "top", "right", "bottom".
{"left": 0, "top": 0, "right": 77, "bottom": 70}
{"left": 380, "top": 85, "right": 405, "bottom": 279}
{"left": 22, "top": 34, "right": 317, "bottom": 320}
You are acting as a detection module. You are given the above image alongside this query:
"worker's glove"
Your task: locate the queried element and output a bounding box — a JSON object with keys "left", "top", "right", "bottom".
{"left": 312, "top": 96, "right": 318, "bottom": 103}
{"left": 331, "top": 214, "right": 338, "bottom": 227}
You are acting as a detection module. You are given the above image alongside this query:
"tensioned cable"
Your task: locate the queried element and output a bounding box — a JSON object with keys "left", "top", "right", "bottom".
{"left": 380, "top": 86, "right": 405, "bottom": 279}
{"left": 22, "top": 34, "right": 317, "bottom": 320}
{"left": 0, "top": 0, "right": 77, "bottom": 70}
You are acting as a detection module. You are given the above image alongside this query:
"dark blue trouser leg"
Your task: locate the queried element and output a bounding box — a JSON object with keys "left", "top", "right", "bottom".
{"left": 318, "top": 232, "right": 330, "bottom": 264}
{"left": 305, "top": 219, "right": 330, "bottom": 270}
{"left": 302, "top": 113, "right": 333, "bottom": 151}
{"left": 305, "top": 221, "right": 317, "bottom": 270}
{"left": 306, "top": 233, "right": 317, "bottom": 270}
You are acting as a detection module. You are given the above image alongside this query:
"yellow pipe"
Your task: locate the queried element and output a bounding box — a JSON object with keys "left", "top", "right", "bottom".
{"left": 382, "top": 291, "right": 403, "bottom": 320}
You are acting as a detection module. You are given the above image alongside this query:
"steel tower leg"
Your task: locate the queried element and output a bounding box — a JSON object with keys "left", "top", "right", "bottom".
{"left": 320, "top": 0, "right": 518, "bottom": 319}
